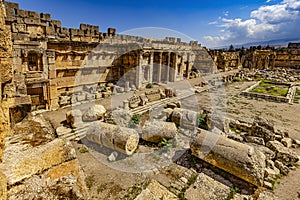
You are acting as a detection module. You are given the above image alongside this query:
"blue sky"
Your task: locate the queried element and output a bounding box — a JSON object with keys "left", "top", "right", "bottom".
{"left": 10, "top": 0, "right": 300, "bottom": 48}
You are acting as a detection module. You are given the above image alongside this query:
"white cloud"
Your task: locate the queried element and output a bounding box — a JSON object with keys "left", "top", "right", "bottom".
{"left": 208, "top": 20, "right": 218, "bottom": 25}
{"left": 223, "top": 11, "right": 229, "bottom": 17}
{"left": 266, "top": 0, "right": 271, "bottom": 3}
{"left": 204, "top": 0, "right": 300, "bottom": 47}
{"left": 251, "top": 4, "right": 298, "bottom": 23}
{"left": 284, "top": 0, "right": 300, "bottom": 9}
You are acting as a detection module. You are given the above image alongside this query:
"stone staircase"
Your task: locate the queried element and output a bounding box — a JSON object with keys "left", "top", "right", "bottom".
{"left": 57, "top": 123, "right": 90, "bottom": 141}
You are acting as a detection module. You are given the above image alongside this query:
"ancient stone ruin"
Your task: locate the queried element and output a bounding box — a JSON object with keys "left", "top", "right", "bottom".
{"left": 1, "top": 1, "right": 300, "bottom": 200}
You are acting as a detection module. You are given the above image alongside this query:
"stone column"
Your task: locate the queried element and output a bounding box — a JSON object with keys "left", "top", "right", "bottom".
{"left": 124, "top": 81, "right": 130, "bottom": 92}
{"left": 186, "top": 53, "right": 190, "bottom": 79}
{"left": 123, "top": 100, "right": 129, "bottom": 110}
{"left": 165, "top": 52, "right": 170, "bottom": 83}
{"left": 170, "top": 53, "right": 178, "bottom": 82}
{"left": 135, "top": 52, "right": 143, "bottom": 89}
{"left": 149, "top": 52, "right": 154, "bottom": 83}
{"left": 158, "top": 52, "right": 162, "bottom": 83}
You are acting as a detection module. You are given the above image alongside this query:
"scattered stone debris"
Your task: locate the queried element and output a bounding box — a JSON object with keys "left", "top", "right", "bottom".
{"left": 0, "top": 116, "right": 88, "bottom": 200}
{"left": 224, "top": 116, "right": 299, "bottom": 187}
{"left": 82, "top": 105, "right": 106, "bottom": 121}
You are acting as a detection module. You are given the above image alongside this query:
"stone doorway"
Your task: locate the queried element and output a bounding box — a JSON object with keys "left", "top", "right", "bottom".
{"left": 27, "top": 87, "right": 46, "bottom": 110}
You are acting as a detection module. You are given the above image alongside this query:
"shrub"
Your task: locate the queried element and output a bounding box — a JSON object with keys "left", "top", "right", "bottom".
{"left": 161, "top": 138, "right": 173, "bottom": 150}
{"left": 198, "top": 113, "right": 208, "bottom": 130}
{"left": 131, "top": 114, "right": 141, "bottom": 125}
{"left": 146, "top": 83, "right": 153, "bottom": 88}
{"left": 232, "top": 77, "right": 241, "bottom": 82}
{"left": 100, "top": 86, "right": 107, "bottom": 92}
{"left": 85, "top": 175, "right": 95, "bottom": 189}
{"left": 79, "top": 146, "right": 89, "bottom": 153}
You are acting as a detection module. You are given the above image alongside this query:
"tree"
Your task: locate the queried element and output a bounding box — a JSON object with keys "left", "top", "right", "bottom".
{"left": 228, "top": 44, "right": 235, "bottom": 52}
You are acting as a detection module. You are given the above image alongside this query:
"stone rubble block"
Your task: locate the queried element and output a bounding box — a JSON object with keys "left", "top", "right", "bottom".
{"left": 250, "top": 123, "right": 275, "bottom": 142}
{"left": 185, "top": 173, "right": 230, "bottom": 200}
{"left": 82, "top": 104, "right": 106, "bottom": 121}
{"left": 281, "top": 137, "right": 292, "bottom": 148}
{"left": 66, "top": 109, "right": 83, "bottom": 129}
{"left": 85, "top": 121, "right": 139, "bottom": 155}
{"left": 171, "top": 108, "right": 199, "bottom": 130}
{"left": 135, "top": 179, "right": 177, "bottom": 200}
{"left": 263, "top": 181, "right": 273, "bottom": 190}
{"left": 191, "top": 130, "right": 266, "bottom": 186}
{"left": 0, "top": 139, "right": 77, "bottom": 185}
{"left": 257, "top": 191, "right": 278, "bottom": 200}
{"left": 266, "top": 140, "right": 299, "bottom": 165}
{"left": 245, "top": 136, "right": 265, "bottom": 146}
{"left": 7, "top": 159, "right": 87, "bottom": 200}
{"left": 142, "top": 120, "right": 177, "bottom": 143}
{"left": 274, "top": 160, "right": 290, "bottom": 175}
{"left": 248, "top": 144, "right": 276, "bottom": 160}
{"left": 264, "top": 167, "right": 280, "bottom": 182}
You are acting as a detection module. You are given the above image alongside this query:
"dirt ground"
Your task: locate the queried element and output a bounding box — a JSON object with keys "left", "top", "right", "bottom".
{"left": 42, "top": 78, "right": 300, "bottom": 199}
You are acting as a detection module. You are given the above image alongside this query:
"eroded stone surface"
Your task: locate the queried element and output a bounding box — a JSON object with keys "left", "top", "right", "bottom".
{"left": 257, "top": 191, "right": 278, "bottom": 200}
{"left": 1, "top": 138, "right": 76, "bottom": 185}
{"left": 266, "top": 140, "right": 299, "bottom": 165}
{"left": 135, "top": 179, "right": 178, "bottom": 200}
{"left": 185, "top": 173, "right": 230, "bottom": 200}
{"left": 142, "top": 120, "right": 177, "bottom": 143}
{"left": 7, "top": 160, "right": 88, "bottom": 200}
{"left": 82, "top": 105, "right": 106, "bottom": 121}
{"left": 191, "top": 130, "right": 266, "bottom": 186}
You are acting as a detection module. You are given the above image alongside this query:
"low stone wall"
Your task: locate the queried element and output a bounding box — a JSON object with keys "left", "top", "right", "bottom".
{"left": 241, "top": 91, "right": 289, "bottom": 103}
{"left": 240, "top": 81, "right": 292, "bottom": 103}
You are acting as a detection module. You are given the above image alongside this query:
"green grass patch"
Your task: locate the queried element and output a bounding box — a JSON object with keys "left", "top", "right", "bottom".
{"left": 226, "top": 187, "right": 240, "bottom": 200}
{"left": 187, "top": 174, "right": 197, "bottom": 185}
{"left": 250, "top": 80, "right": 289, "bottom": 97}
{"left": 125, "top": 180, "right": 150, "bottom": 200}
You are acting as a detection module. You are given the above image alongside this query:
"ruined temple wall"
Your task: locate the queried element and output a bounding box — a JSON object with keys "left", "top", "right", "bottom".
{"left": 274, "top": 50, "right": 300, "bottom": 68}
{"left": 210, "top": 51, "right": 240, "bottom": 71}
{"left": 4, "top": 1, "right": 112, "bottom": 43}
{"left": 242, "top": 49, "right": 300, "bottom": 69}
{"left": 2, "top": 1, "right": 213, "bottom": 110}
{"left": 0, "top": 0, "right": 12, "bottom": 198}
{"left": 0, "top": 0, "right": 13, "bottom": 165}
{"left": 3, "top": 1, "right": 116, "bottom": 109}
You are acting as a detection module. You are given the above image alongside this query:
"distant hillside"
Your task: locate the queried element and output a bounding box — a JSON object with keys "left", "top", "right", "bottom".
{"left": 213, "top": 38, "right": 300, "bottom": 49}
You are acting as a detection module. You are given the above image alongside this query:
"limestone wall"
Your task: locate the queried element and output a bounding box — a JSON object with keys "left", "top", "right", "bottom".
{"left": 0, "top": 0, "right": 12, "bottom": 198}
{"left": 1, "top": 1, "right": 214, "bottom": 119}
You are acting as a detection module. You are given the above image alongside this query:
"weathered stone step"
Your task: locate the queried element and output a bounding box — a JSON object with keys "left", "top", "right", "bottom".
{"left": 168, "top": 167, "right": 198, "bottom": 195}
